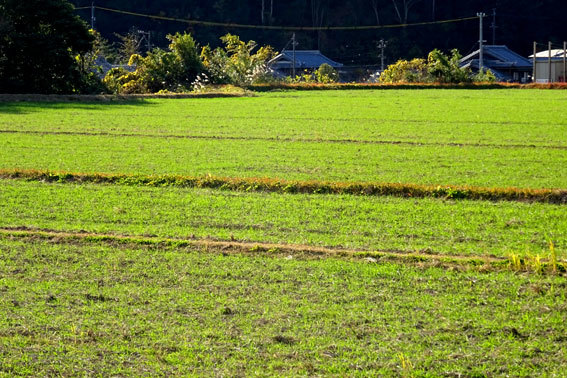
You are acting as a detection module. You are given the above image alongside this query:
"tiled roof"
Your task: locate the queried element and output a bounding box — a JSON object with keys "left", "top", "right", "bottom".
{"left": 269, "top": 50, "right": 343, "bottom": 69}
{"left": 460, "top": 45, "right": 532, "bottom": 69}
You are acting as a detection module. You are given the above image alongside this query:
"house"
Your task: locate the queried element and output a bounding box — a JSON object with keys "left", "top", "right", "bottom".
{"left": 268, "top": 50, "right": 343, "bottom": 77}
{"left": 529, "top": 49, "right": 567, "bottom": 83}
{"left": 459, "top": 45, "right": 532, "bottom": 82}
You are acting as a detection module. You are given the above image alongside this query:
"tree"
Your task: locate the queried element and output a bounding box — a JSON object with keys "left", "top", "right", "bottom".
{"left": 201, "top": 34, "right": 276, "bottom": 86}
{"left": 379, "top": 48, "right": 481, "bottom": 84}
{"left": 370, "top": 0, "right": 382, "bottom": 25}
{"left": 0, "top": 0, "right": 94, "bottom": 93}
{"left": 104, "top": 32, "right": 203, "bottom": 93}
{"left": 427, "top": 49, "right": 471, "bottom": 83}
{"left": 391, "top": 0, "right": 423, "bottom": 24}
{"left": 315, "top": 63, "right": 339, "bottom": 83}
{"left": 115, "top": 30, "right": 141, "bottom": 64}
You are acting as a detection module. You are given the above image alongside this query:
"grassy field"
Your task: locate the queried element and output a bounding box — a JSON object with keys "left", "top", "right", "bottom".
{"left": 1, "top": 90, "right": 566, "bottom": 146}
{"left": 1, "top": 180, "right": 565, "bottom": 258}
{"left": 1, "top": 89, "right": 566, "bottom": 375}
{"left": 1, "top": 90, "right": 567, "bottom": 188}
{"left": 1, "top": 237, "right": 567, "bottom": 376}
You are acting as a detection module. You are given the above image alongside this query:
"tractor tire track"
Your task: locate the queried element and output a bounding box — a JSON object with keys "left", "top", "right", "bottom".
{"left": 1, "top": 129, "right": 565, "bottom": 150}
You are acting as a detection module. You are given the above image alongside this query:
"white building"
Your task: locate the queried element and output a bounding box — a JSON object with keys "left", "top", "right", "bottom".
{"left": 529, "top": 49, "right": 567, "bottom": 83}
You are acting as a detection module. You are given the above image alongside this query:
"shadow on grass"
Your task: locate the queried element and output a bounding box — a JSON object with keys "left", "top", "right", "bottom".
{"left": 0, "top": 98, "right": 153, "bottom": 114}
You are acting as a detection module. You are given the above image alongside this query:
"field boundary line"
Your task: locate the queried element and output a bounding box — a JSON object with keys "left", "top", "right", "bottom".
{"left": 245, "top": 82, "right": 567, "bottom": 91}
{"left": 57, "top": 112, "right": 567, "bottom": 128}
{"left": 3, "top": 226, "right": 565, "bottom": 274}
{"left": 2, "top": 129, "right": 565, "bottom": 150}
{"left": 1, "top": 169, "right": 566, "bottom": 204}
{"left": 0, "top": 226, "right": 506, "bottom": 269}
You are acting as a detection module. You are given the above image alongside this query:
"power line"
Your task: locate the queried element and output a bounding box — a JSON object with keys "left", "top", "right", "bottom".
{"left": 80, "top": 6, "right": 478, "bottom": 31}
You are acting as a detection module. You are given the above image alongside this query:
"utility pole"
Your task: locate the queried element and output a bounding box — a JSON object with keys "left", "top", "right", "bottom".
{"left": 489, "top": 8, "right": 497, "bottom": 45}
{"left": 533, "top": 41, "right": 537, "bottom": 82}
{"left": 292, "top": 33, "right": 298, "bottom": 77}
{"left": 91, "top": 1, "right": 96, "bottom": 30}
{"left": 477, "top": 12, "right": 486, "bottom": 73}
{"left": 378, "top": 39, "right": 387, "bottom": 72}
{"left": 137, "top": 30, "right": 151, "bottom": 53}
{"left": 548, "top": 41, "right": 553, "bottom": 83}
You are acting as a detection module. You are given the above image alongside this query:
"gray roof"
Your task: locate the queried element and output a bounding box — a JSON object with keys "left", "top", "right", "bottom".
{"left": 530, "top": 49, "right": 567, "bottom": 59}
{"left": 94, "top": 56, "right": 136, "bottom": 78}
{"left": 460, "top": 45, "right": 533, "bottom": 70}
{"left": 268, "top": 50, "right": 343, "bottom": 69}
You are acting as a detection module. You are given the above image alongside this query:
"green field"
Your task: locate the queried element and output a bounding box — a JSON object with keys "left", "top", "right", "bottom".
{"left": 1, "top": 180, "right": 565, "bottom": 258}
{"left": 1, "top": 89, "right": 566, "bottom": 375}
{"left": 2, "top": 237, "right": 567, "bottom": 376}
{"left": 1, "top": 90, "right": 567, "bottom": 188}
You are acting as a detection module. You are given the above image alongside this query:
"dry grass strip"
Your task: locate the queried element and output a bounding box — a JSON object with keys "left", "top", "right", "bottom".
{"left": 246, "top": 82, "right": 567, "bottom": 91}
{"left": 1, "top": 169, "right": 566, "bottom": 204}
{"left": 2, "top": 226, "right": 565, "bottom": 274}
{"left": 0, "top": 226, "right": 504, "bottom": 271}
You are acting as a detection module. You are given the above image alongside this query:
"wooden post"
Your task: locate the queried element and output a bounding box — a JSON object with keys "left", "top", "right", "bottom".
{"left": 548, "top": 41, "right": 553, "bottom": 83}
{"left": 563, "top": 41, "right": 567, "bottom": 83}
{"left": 533, "top": 41, "right": 537, "bottom": 82}
{"left": 292, "top": 33, "right": 296, "bottom": 78}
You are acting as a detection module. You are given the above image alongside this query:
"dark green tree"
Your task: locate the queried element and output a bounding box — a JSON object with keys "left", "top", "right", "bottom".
{"left": 0, "top": 0, "right": 94, "bottom": 93}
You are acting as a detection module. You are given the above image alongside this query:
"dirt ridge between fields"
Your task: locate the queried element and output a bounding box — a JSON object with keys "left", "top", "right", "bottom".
{"left": 3, "top": 226, "right": 566, "bottom": 274}
{"left": 0, "top": 225, "right": 503, "bottom": 263}
{"left": 1, "top": 129, "right": 565, "bottom": 150}
{"left": 1, "top": 169, "right": 566, "bottom": 204}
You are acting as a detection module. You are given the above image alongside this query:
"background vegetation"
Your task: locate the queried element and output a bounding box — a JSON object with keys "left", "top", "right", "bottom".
{"left": 68, "top": 0, "right": 566, "bottom": 64}
{"left": 3, "top": 0, "right": 563, "bottom": 93}
{"left": 0, "top": 0, "right": 97, "bottom": 94}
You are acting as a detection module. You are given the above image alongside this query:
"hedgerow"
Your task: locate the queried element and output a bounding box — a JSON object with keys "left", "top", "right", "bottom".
{"left": 246, "top": 82, "right": 567, "bottom": 91}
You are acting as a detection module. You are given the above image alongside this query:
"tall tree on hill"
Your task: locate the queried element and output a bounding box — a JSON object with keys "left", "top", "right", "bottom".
{"left": 370, "top": 0, "right": 382, "bottom": 24}
{"left": 311, "top": 0, "right": 329, "bottom": 49}
{"left": 391, "top": 0, "right": 424, "bottom": 24}
{"left": 0, "top": 0, "right": 94, "bottom": 93}
{"left": 261, "top": 0, "right": 274, "bottom": 24}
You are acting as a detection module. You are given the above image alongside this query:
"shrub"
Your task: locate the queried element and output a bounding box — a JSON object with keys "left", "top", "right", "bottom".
{"left": 201, "top": 34, "right": 276, "bottom": 86}
{"left": 473, "top": 69, "right": 497, "bottom": 83}
{"left": 315, "top": 63, "right": 339, "bottom": 83}
{"left": 379, "top": 58, "right": 428, "bottom": 83}
{"left": 427, "top": 49, "right": 472, "bottom": 84}
{"left": 104, "top": 32, "right": 203, "bottom": 94}
{"left": 380, "top": 49, "right": 476, "bottom": 84}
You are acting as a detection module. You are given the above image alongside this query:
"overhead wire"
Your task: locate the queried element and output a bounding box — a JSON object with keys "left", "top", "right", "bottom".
{"left": 78, "top": 5, "right": 478, "bottom": 31}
